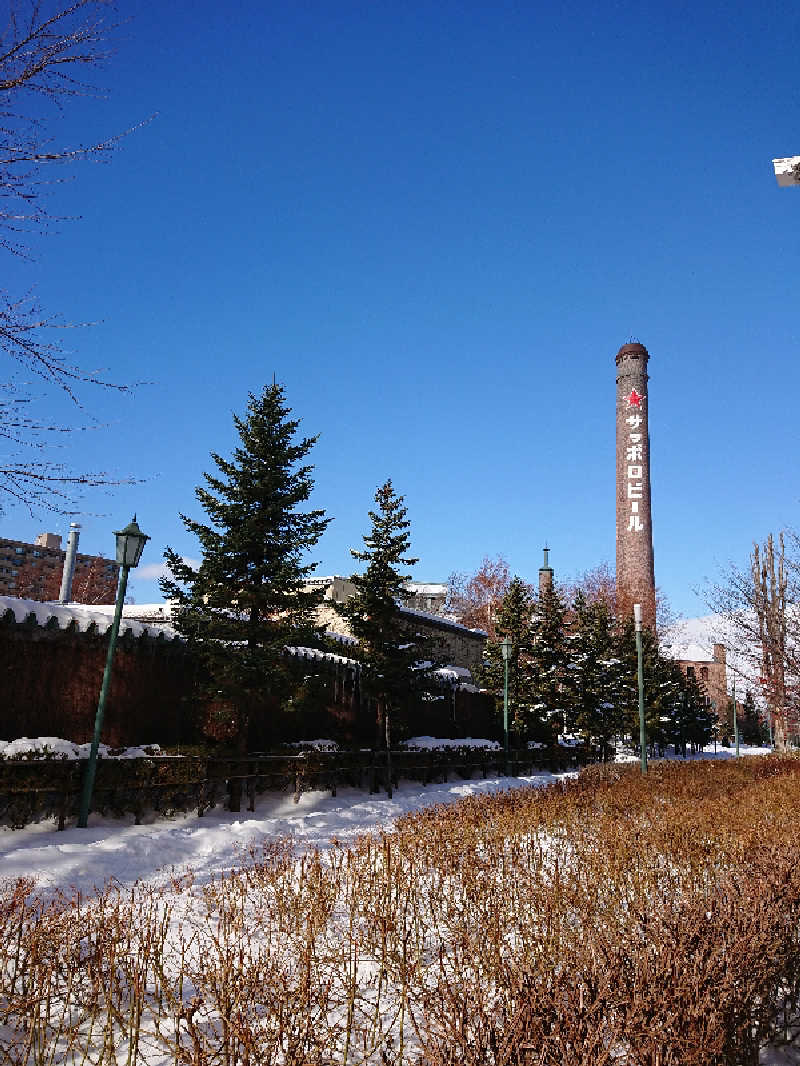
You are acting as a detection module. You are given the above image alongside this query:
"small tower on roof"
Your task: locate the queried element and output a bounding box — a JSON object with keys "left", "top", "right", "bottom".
{"left": 539, "top": 546, "right": 554, "bottom": 598}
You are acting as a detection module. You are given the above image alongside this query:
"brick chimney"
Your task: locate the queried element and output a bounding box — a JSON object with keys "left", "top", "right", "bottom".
{"left": 539, "top": 546, "right": 554, "bottom": 598}
{"left": 615, "top": 341, "right": 656, "bottom": 630}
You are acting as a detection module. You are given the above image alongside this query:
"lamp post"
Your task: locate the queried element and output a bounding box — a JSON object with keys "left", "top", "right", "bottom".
{"left": 773, "top": 156, "right": 800, "bottom": 186}
{"left": 78, "top": 516, "right": 149, "bottom": 828}
{"left": 501, "top": 637, "right": 512, "bottom": 775}
{"left": 634, "top": 603, "right": 647, "bottom": 775}
{"left": 732, "top": 672, "right": 740, "bottom": 759}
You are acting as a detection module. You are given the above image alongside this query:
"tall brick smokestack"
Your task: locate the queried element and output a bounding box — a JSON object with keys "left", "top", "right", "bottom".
{"left": 616, "top": 342, "right": 656, "bottom": 629}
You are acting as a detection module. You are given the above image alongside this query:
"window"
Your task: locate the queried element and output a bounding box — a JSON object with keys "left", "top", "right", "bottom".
{"left": 686, "top": 666, "right": 695, "bottom": 679}
{"left": 700, "top": 667, "right": 709, "bottom": 682}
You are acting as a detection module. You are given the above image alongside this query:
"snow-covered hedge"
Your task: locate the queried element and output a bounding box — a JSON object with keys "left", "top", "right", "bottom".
{"left": 0, "top": 737, "right": 163, "bottom": 761}
{"left": 403, "top": 736, "right": 501, "bottom": 751}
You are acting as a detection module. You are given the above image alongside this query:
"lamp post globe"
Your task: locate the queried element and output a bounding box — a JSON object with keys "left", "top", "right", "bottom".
{"left": 114, "top": 515, "right": 150, "bottom": 568}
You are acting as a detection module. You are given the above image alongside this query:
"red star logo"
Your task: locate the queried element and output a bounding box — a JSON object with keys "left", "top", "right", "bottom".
{"left": 627, "top": 389, "right": 643, "bottom": 408}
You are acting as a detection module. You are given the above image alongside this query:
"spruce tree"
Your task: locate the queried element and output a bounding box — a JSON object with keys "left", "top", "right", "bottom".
{"left": 683, "top": 670, "right": 716, "bottom": 751}
{"left": 161, "top": 384, "right": 330, "bottom": 788}
{"left": 479, "top": 577, "right": 547, "bottom": 741}
{"left": 739, "top": 689, "right": 766, "bottom": 744}
{"left": 566, "top": 593, "right": 624, "bottom": 758}
{"left": 528, "top": 583, "right": 570, "bottom": 740}
{"left": 335, "top": 480, "right": 430, "bottom": 792}
{"left": 616, "top": 618, "right": 663, "bottom": 754}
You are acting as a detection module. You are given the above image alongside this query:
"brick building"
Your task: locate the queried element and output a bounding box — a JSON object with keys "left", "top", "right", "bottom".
{"left": 673, "top": 642, "right": 728, "bottom": 722}
{"left": 0, "top": 532, "right": 119, "bottom": 603}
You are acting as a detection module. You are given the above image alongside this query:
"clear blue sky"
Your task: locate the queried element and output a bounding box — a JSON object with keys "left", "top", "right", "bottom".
{"left": 5, "top": 0, "right": 800, "bottom": 618}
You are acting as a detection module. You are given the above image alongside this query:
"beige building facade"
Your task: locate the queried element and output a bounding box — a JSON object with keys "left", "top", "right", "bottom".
{"left": 306, "top": 575, "right": 485, "bottom": 672}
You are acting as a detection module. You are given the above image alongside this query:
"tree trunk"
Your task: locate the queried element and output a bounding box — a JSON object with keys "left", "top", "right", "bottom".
{"left": 385, "top": 703, "right": 393, "bottom": 800}
{"left": 753, "top": 535, "right": 789, "bottom": 750}
{"left": 228, "top": 710, "right": 248, "bottom": 813}
{"left": 375, "top": 697, "right": 385, "bottom": 752}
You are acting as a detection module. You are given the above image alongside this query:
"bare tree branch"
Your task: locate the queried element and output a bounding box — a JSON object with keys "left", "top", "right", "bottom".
{"left": 0, "top": 0, "right": 145, "bottom": 515}
{"left": 704, "top": 530, "right": 800, "bottom": 749}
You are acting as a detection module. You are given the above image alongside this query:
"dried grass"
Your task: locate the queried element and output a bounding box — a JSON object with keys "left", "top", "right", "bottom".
{"left": 3, "top": 757, "right": 800, "bottom": 1063}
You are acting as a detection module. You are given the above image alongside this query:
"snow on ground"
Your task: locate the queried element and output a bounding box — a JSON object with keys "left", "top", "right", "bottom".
{"left": 0, "top": 769, "right": 564, "bottom": 896}
{"left": 0, "top": 740, "right": 775, "bottom": 897}
{"left": 0, "top": 740, "right": 795, "bottom": 1061}
{"left": 615, "top": 741, "right": 773, "bottom": 763}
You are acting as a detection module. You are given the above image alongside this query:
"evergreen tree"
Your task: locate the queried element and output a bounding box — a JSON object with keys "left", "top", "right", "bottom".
{"left": 479, "top": 577, "right": 547, "bottom": 741}
{"left": 614, "top": 621, "right": 716, "bottom": 757}
{"left": 685, "top": 675, "right": 717, "bottom": 751}
{"left": 616, "top": 618, "right": 663, "bottom": 753}
{"left": 335, "top": 481, "right": 432, "bottom": 790}
{"left": 528, "top": 584, "right": 570, "bottom": 740}
{"left": 658, "top": 661, "right": 714, "bottom": 755}
{"left": 161, "top": 384, "right": 330, "bottom": 797}
{"left": 738, "top": 689, "right": 767, "bottom": 744}
{"left": 565, "top": 593, "right": 624, "bottom": 758}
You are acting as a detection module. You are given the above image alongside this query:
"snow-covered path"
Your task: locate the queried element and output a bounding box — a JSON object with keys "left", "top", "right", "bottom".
{"left": 0, "top": 770, "right": 563, "bottom": 895}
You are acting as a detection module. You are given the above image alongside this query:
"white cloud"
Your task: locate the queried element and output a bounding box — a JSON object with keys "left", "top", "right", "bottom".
{"left": 136, "top": 557, "right": 200, "bottom": 581}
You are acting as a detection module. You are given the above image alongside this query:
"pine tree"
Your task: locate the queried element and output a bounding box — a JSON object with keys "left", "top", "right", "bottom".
{"left": 684, "top": 672, "right": 717, "bottom": 751}
{"left": 161, "top": 384, "right": 330, "bottom": 797}
{"left": 479, "top": 577, "right": 546, "bottom": 741}
{"left": 527, "top": 583, "right": 570, "bottom": 740}
{"left": 656, "top": 660, "right": 708, "bottom": 756}
{"left": 565, "top": 593, "right": 624, "bottom": 758}
{"left": 739, "top": 689, "right": 766, "bottom": 744}
{"left": 616, "top": 618, "right": 664, "bottom": 754}
{"left": 335, "top": 480, "right": 430, "bottom": 793}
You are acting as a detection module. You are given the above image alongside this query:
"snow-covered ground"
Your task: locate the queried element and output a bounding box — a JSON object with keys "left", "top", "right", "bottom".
{"left": 0, "top": 767, "right": 564, "bottom": 896}
{"left": 0, "top": 739, "right": 795, "bottom": 1062}
{"left": 0, "top": 739, "right": 773, "bottom": 897}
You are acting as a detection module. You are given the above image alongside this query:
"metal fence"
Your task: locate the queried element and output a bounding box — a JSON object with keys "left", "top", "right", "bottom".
{"left": 0, "top": 745, "right": 592, "bottom": 830}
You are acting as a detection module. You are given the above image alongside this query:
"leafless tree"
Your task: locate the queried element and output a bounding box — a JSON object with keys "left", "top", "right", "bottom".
{"left": 1, "top": 0, "right": 141, "bottom": 515}
{"left": 706, "top": 530, "right": 800, "bottom": 750}
{"left": 446, "top": 556, "right": 530, "bottom": 639}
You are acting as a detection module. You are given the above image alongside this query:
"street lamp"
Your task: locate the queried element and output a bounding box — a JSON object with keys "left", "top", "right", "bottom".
{"left": 78, "top": 516, "right": 149, "bottom": 828}
{"left": 773, "top": 156, "right": 800, "bottom": 186}
{"left": 634, "top": 603, "right": 647, "bottom": 775}
{"left": 500, "top": 637, "right": 512, "bottom": 775}
{"left": 732, "top": 671, "right": 740, "bottom": 759}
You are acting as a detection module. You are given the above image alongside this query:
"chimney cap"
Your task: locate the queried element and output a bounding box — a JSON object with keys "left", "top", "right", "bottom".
{"left": 616, "top": 342, "right": 650, "bottom": 365}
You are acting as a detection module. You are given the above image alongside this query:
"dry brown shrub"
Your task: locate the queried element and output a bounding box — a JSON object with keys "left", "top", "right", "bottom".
{"left": 3, "top": 758, "right": 800, "bottom": 1063}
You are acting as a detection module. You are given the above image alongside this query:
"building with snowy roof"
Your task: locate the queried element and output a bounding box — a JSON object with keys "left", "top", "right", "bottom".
{"left": 304, "top": 576, "right": 485, "bottom": 672}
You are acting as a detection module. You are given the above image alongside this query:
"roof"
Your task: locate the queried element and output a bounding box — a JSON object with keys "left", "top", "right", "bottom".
{"left": 673, "top": 642, "right": 714, "bottom": 664}
{"left": 399, "top": 604, "right": 487, "bottom": 637}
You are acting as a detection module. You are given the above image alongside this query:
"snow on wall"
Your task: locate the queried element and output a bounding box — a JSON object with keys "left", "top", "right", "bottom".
{"left": 0, "top": 595, "right": 178, "bottom": 640}
{"left": 399, "top": 604, "right": 487, "bottom": 636}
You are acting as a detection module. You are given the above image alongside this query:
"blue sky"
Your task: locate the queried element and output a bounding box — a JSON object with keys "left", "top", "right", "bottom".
{"left": 5, "top": 0, "right": 800, "bottom": 618}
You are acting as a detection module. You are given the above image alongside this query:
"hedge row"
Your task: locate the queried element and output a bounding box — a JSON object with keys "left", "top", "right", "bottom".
{"left": 0, "top": 745, "right": 587, "bottom": 829}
